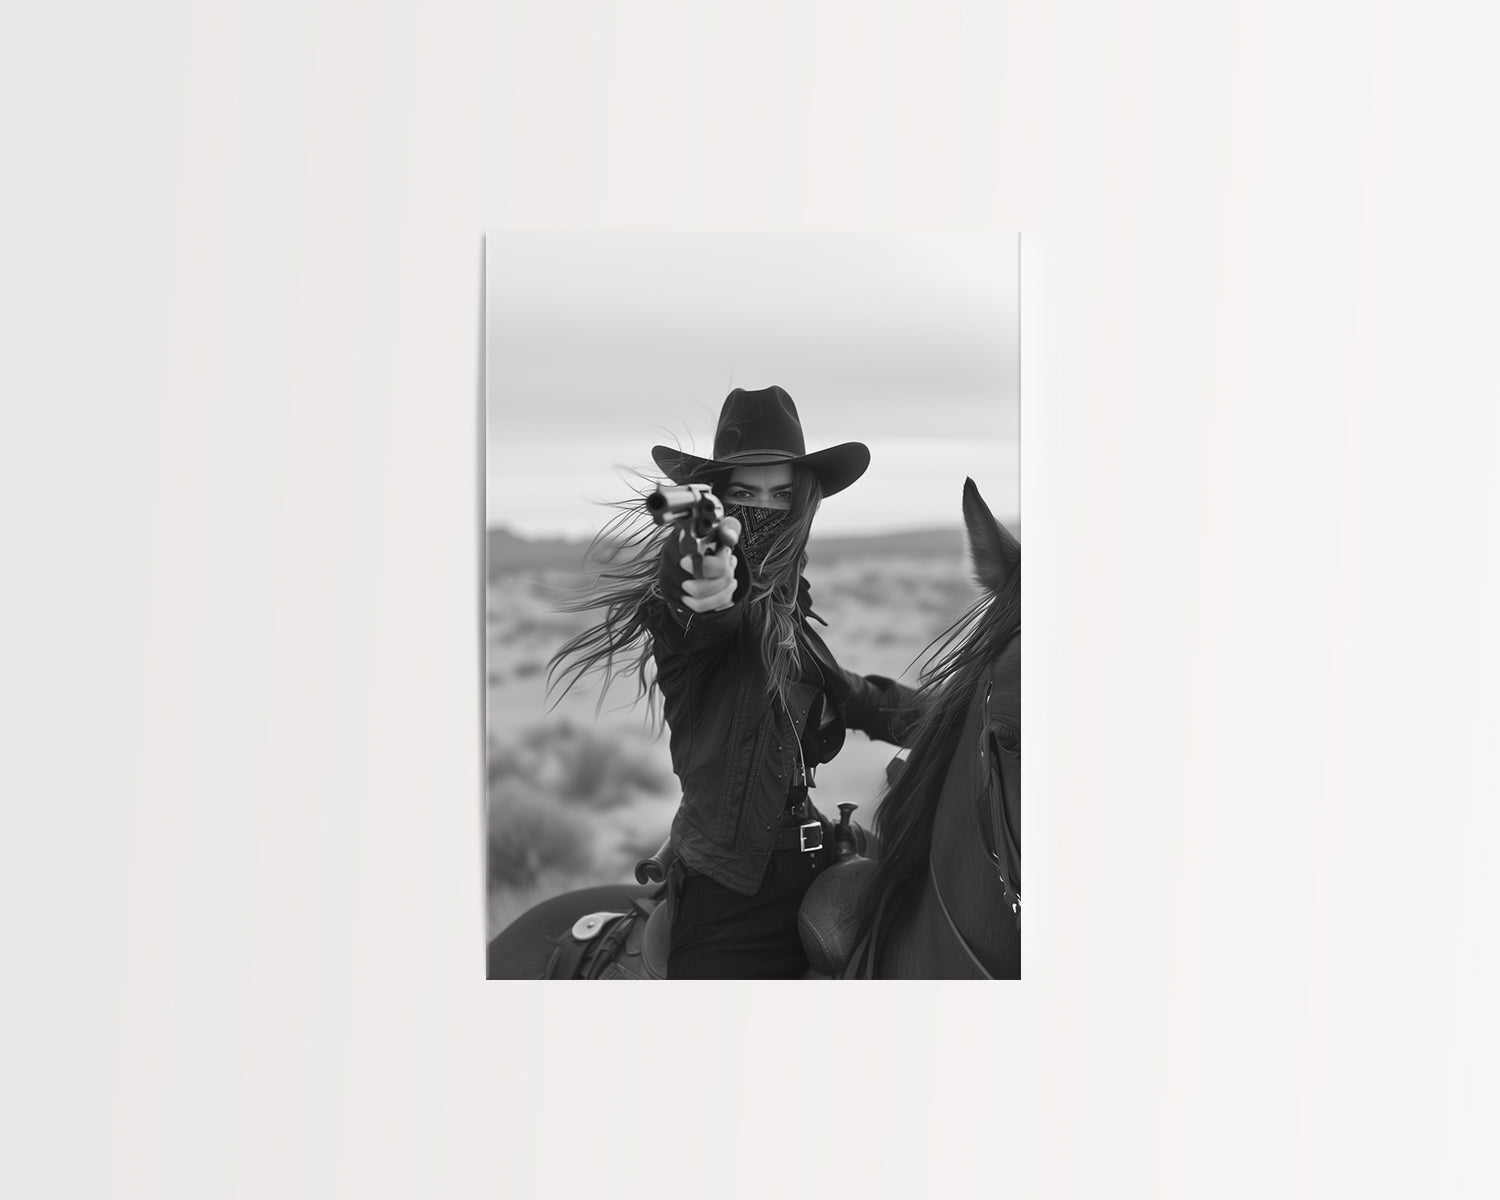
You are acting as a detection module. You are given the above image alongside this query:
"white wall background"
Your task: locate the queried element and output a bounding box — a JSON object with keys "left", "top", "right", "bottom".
{"left": 4, "top": 2, "right": 1498, "bottom": 1198}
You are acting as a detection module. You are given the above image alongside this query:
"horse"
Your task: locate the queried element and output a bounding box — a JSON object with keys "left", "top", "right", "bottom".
{"left": 485, "top": 477, "right": 1019, "bottom": 980}
{"left": 829, "top": 476, "right": 1020, "bottom": 978}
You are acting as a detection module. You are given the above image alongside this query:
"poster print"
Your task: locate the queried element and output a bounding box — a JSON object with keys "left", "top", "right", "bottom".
{"left": 484, "top": 232, "right": 1018, "bottom": 978}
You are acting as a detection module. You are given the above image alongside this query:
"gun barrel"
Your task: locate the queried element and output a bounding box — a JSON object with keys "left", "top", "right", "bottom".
{"left": 647, "top": 484, "right": 706, "bottom": 509}
{"left": 647, "top": 485, "right": 721, "bottom": 539}
{"left": 647, "top": 483, "right": 724, "bottom": 576}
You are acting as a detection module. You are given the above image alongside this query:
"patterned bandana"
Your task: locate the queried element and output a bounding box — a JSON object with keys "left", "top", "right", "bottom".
{"left": 725, "top": 502, "right": 790, "bottom": 571}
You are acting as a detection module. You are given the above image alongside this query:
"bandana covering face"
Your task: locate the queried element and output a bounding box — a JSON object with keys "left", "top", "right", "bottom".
{"left": 725, "top": 502, "right": 790, "bottom": 571}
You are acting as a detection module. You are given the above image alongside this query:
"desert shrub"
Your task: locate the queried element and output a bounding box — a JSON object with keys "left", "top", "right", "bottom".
{"left": 549, "top": 724, "right": 671, "bottom": 809}
{"left": 488, "top": 794, "right": 592, "bottom": 888}
{"left": 554, "top": 728, "right": 610, "bottom": 800}
{"left": 521, "top": 719, "right": 569, "bottom": 747}
{"left": 616, "top": 751, "right": 672, "bottom": 794}
{"left": 486, "top": 736, "right": 527, "bottom": 786}
{"left": 489, "top": 719, "right": 674, "bottom": 811}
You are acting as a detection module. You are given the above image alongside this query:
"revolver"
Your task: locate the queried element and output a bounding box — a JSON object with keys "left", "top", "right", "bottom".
{"left": 646, "top": 483, "right": 725, "bottom": 576}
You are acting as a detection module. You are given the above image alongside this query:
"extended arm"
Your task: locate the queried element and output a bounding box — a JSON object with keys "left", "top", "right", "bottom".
{"left": 836, "top": 669, "right": 925, "bottom": 747}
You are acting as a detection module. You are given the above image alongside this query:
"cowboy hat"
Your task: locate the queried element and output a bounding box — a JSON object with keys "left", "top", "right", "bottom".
{"left": 651, "top": 386, "right": 870, "bottom": 498}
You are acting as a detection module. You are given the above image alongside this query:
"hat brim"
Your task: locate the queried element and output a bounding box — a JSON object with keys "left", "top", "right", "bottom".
{"left": 651, "top": 442, "right": 871, "bottom": 499}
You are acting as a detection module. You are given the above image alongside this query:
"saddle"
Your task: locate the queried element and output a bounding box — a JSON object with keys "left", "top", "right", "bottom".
{"left": 545, "top": 827, "right": 880, "bottom": 980}
{"left": 542, "top": 837, "right": 678, "bottom": 979}
{"left": 796, "top": 856, "right": 878, "bottom": 977}
{"left": 543, "top": 892, "right": 673, "bottom": 980}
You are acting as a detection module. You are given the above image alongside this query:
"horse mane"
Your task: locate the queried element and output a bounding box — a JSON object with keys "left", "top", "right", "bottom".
{"left": 850, "top": 556, "right": 1020, "bottom": 968}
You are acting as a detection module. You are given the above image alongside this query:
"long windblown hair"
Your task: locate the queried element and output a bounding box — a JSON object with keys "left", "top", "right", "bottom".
{"left": 850, "top": 544, "right": 1021, "bottom": 963}
{"left": 545, "top": 465, "right": 824, "bottom": 729}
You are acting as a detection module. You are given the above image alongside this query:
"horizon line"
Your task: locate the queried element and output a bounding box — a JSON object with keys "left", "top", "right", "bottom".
{"left": 488, "top": 518, "right": 1021, "bottom": 540}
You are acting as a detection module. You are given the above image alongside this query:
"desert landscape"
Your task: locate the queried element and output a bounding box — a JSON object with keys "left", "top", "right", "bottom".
{"left": 484, "top": 523, "right": 1001, "bottom": 940}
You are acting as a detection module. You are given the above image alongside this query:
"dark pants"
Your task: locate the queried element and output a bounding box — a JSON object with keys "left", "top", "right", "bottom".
{"left": 668, "top": 835, "right": 829, "bottom": 979}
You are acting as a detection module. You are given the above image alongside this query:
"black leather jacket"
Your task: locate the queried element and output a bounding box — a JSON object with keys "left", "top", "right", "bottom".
{"left": 648, "top": 544, "right": 922, "bottom": 895}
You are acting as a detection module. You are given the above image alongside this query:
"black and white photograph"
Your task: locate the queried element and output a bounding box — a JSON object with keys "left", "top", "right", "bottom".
{"left": 483, "top": 232, "right": 1019, "bottom": 978}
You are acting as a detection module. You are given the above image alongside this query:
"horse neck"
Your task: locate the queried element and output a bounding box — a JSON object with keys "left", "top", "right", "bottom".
{"left": 879, "top": 872, "right": 993, "bottom": 979}
{"left": 881, "top": 666, "right": 1010, "bottom": 979}
{"left": 927, "top": 816, "right": 1012, "bottom": 977}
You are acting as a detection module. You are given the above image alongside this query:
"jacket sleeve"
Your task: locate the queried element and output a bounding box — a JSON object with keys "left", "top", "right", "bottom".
{"left": 836, "top": 670, "right": 926, "bottom": 748}
{"left": 651, "top": 527, "right": 752, "bottom": 656}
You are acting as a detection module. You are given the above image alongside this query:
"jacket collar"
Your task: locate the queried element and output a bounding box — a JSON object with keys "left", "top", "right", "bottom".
{"left": 796, "top": 576, "right": 828, "bottom": 626}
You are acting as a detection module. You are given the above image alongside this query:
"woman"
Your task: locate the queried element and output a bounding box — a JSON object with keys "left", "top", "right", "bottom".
{"left": 548, "top": 386, "right": 921, "bottom": 978}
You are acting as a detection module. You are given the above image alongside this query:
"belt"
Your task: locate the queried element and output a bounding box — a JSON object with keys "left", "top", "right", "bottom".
{"left": 772, "top": 820, "right": 825, "bottom": 854}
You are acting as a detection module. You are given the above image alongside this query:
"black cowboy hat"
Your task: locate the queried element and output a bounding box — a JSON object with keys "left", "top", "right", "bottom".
{"left": 652, "top": 386, "right": 870, "bottom": 498}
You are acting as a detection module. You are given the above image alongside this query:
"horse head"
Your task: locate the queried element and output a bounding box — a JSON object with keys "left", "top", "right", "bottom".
{"left": 956, "top": 476, "right": 1021, "bottom": 958}
{"left": 850, "top": 477, "right": 1021, "bottom": 978}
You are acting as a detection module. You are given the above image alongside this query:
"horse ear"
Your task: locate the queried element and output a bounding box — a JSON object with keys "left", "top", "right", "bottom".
{"left": 962, "top": 478, "right": 1019, "bottom": 594}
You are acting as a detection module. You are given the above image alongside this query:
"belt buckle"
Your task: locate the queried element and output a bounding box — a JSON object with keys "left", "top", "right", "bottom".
{"left": 798, "top": 821, "right": 823, "bottom": 853}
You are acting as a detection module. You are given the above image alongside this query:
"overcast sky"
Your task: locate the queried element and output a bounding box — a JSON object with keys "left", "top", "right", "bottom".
{"left": 486, "top": 232, "right": 1017, "bottom": 537}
